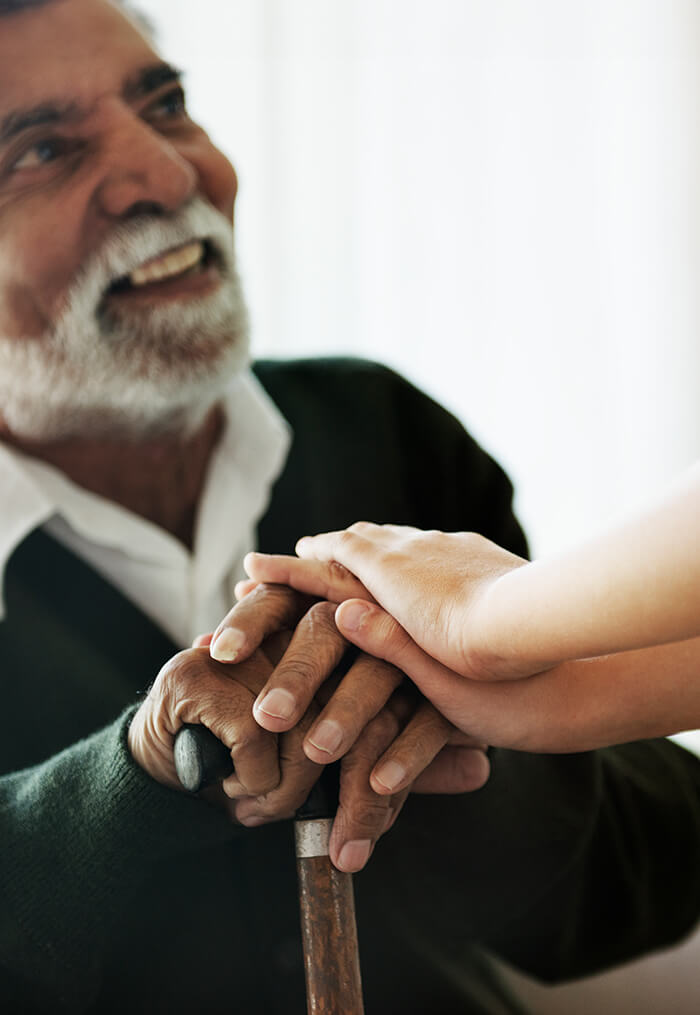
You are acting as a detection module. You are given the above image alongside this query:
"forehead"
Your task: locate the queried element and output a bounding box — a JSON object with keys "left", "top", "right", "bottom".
{"left": 0, "top": 0, "right": 160, "bottom": 115}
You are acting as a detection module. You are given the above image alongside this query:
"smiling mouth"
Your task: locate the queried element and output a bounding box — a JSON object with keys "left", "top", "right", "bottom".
{"left": 107, "top": 239, "right": 217, "bottom": 295}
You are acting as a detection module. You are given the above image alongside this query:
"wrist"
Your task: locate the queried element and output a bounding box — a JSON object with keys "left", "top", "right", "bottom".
{"left": 128, "top": 703, "right": 179, "bottom": 790}
{"left": 459, "top": 574, "right": 507, "bottom": 678}
{"left": 465, "top": 565, "right": 535, "bottom": 680}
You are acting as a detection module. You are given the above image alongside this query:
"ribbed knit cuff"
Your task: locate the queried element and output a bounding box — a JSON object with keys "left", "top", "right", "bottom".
{"left": 0, "top": 706, "right": 239, "bottom": 1011}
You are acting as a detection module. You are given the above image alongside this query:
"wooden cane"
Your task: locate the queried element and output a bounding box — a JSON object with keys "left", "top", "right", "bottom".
{"left": 174, "top": 725, "right": 365, "bottom": 1015}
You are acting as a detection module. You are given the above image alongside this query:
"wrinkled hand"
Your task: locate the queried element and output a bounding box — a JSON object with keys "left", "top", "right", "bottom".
{"left": 128, "top": 642, "right": 325, "bottom": 823}
{"left": 208, "top": 583, "right": 490, "bottom": 871}
{"left": 243, "top": 524, "right": 530, "bottom": 681}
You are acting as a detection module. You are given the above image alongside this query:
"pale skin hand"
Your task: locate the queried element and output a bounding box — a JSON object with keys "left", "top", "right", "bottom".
{"left": 245, "top": 461, "right": 700, "bottom": 680}
{"left": 237, "top": 530, "right": 700, "bottom": 752}
{"left": 241, "top": 527, "right": 530, "bottom": 680}
{"left": 207, "top": 584, "right": 491, "bottom": 870}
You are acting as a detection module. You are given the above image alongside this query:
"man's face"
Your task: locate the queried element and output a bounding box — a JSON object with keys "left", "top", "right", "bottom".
{"left": 0, "top": 0, "right": 249, "bottom": 438}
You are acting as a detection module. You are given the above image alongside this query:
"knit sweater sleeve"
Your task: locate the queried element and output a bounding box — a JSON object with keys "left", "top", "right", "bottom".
{"left": 362, "top": 737, "right": 700, "bottom": 987}
{"left": 0, "top": 706, "right": 236, "bottom": 1012}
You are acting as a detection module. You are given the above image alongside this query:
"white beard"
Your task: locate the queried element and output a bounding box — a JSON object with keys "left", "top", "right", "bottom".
{"left": 0, "top": 198, "right": 251, "bottom": 440}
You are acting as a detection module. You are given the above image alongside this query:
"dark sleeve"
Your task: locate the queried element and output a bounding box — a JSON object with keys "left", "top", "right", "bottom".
{"left": 361, "top": 738, "right": 700, "bottom": 984}
{"left": 255, "top": 357, "right": 528, "bottom": 558}
{"left": 384, "top": 363, "right": 529, "bottom": 556}
{"left": 503, "top": 739, "right": 700, "bottom": 979}
{"left": 0, "top": 709, "right": 237, "bottom": 1011}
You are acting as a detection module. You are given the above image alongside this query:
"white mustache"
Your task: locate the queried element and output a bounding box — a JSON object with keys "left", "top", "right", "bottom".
{"left": 65, "top": 197, "right": 235, "bottom": 317}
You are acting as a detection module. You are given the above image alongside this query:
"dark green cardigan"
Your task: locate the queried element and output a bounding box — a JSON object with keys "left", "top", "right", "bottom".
{"left": 0, "top": 359, "right": 699, "bottom": 1013}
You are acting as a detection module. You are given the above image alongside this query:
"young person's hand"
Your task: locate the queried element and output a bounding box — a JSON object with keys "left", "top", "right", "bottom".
{"left": 243, "top": 525, "right": 533, "bottom": 681}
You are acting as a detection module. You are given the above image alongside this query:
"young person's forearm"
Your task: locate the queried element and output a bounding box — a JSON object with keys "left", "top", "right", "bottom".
{"left": 481, "top": 463, "right": 700, "bottom": 670}
{"left": 329, "top": 601, "right": 700, "bottom": 752}
{"left": 514, "top": 637, "right": 700, "bottom": 752}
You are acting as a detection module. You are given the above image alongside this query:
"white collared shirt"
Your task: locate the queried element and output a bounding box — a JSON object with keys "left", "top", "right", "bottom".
{"left": 0, "top": 370, "right": 291, "bottom": 648}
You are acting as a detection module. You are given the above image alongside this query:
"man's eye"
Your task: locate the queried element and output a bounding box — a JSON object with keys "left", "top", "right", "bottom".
{"left": 149, "top": 87, "right": 188, "bottom": 120}
{"left": 11, "top": 137, "right": 70, "bottom": 172}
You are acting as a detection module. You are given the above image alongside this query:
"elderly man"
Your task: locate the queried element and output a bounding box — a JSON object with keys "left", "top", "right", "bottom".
{"left": 1, "top": 1, "right": 699, "bottom": 1012}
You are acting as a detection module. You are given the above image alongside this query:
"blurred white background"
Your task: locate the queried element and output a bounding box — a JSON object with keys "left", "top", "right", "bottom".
{"left": 140, "top": 1, "right": 700, "bottom": 1010}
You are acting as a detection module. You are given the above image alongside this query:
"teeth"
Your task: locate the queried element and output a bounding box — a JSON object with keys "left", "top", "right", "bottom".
{"left": 129, "top": 241, "right": 205, "bottom": 287}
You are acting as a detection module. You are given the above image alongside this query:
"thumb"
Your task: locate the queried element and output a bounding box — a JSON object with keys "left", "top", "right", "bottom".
{"left": 334, "top": 600, "right": 468, "bottom": 724}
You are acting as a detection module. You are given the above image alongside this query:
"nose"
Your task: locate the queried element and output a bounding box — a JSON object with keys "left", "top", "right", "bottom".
{"left": 96, "top": 114, "right": 198, "bottom": 220}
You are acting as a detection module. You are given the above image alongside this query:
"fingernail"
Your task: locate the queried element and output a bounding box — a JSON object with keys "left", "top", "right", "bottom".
{"left": 307, "top": 719, "right": 343, "bottom": 756}
{"left": 338, "top": 601, "right": 371, "bottom": 632}
{"left": 374, "top": 760, "right": 407, "bottom": 792}
{"left": 210, "top": 628, "right": 245, "bottom": 662}
{"left": 337, "top": 839, "right": 372, "bottom": 872}
{"left": 256, "top": 688, "right": 296, "bottom": 720}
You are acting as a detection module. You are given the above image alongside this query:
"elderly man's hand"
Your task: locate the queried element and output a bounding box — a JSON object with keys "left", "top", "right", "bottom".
{"left": 129, "top": 645, "right": 320, "bottom": 814}
{"left": 203, "top": 584, "right": 490, "bottom": 871}
{"left": 130, "top": 637, "right": 349, "bottom": 827}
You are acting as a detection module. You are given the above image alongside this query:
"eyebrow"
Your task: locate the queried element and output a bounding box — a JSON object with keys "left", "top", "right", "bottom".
{"left": 0, "top": 103, "right": 82, "bottom": 145}
{"left": 0, "top": 62, "right": 184, "bottom": 147}
{"left": 122, "top": 62, "right": 184, "bottom": 102}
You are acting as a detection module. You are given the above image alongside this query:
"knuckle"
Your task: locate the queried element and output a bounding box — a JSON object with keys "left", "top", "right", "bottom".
{"left": 205, "top": 692, "right": 252, "bottom": 732}
{"left": 257, "top": 774, "right": 313, "bottom": 816}
{"left": 229, "top": 724, "right": 263, "bottom": 753}
{"left": 352, "top": 710, "right": 400, "bottom": 755}
{"left": 244, "top": 767, "right": 280, "bottom": 796}
{"left": 249, "top": 796, "right": 296, "bottom": 821}
{"left": 272, "top": 658, "right": 319, "bottom": 696}
{"left": 277, "top": 645, "right": 334, "bottom": 691}
{"left": 159, "top": 650, "right": 204, "bottom": 695}
{"left": 251, "top": 581, "right": 297, "bottom": 608}
{"left": 345, "top": 657, "right": 402, "bottom": 704}
{"left": 372, "top": 546, "right": 402, "bottom": 574}
{"left": 337, "top": 528, "right": 360, "bottom": 553}
{"left": 372, "top": 708, "right": 401, "bottom": 741}
{"left": 461, "top": 530, "right": 484, "bottom": 550}
{"left": 328, "top": 559, "right": 353, "bottom": 583}
{"left": 414, "top": 702, "right": 451, "bottom": 737}
{"left": 306, "top": 599, "right": 340, "bottom": 633}
{"left": 344, "top": 797, "right": 389, "bottom": 834}
{"left": 347, "top": 520, "right": 372, "bottom": 535}
{"left": 360, "top": 654, "right": 402, "bottom": 685}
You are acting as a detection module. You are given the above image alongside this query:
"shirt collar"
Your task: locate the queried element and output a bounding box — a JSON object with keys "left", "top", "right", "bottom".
{"left": 0, "top": 368, "right": 291, "bottom": 617}
{"left": 0, "top": 443, "right": 56, "bottom": 586}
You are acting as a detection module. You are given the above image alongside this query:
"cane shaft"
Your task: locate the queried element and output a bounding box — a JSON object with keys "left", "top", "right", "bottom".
{"left": 295, "top": 823, "right": 364, "bottom": 1015}
{"left": 175, "top": 726, "right": 364, "bottom": 1013}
